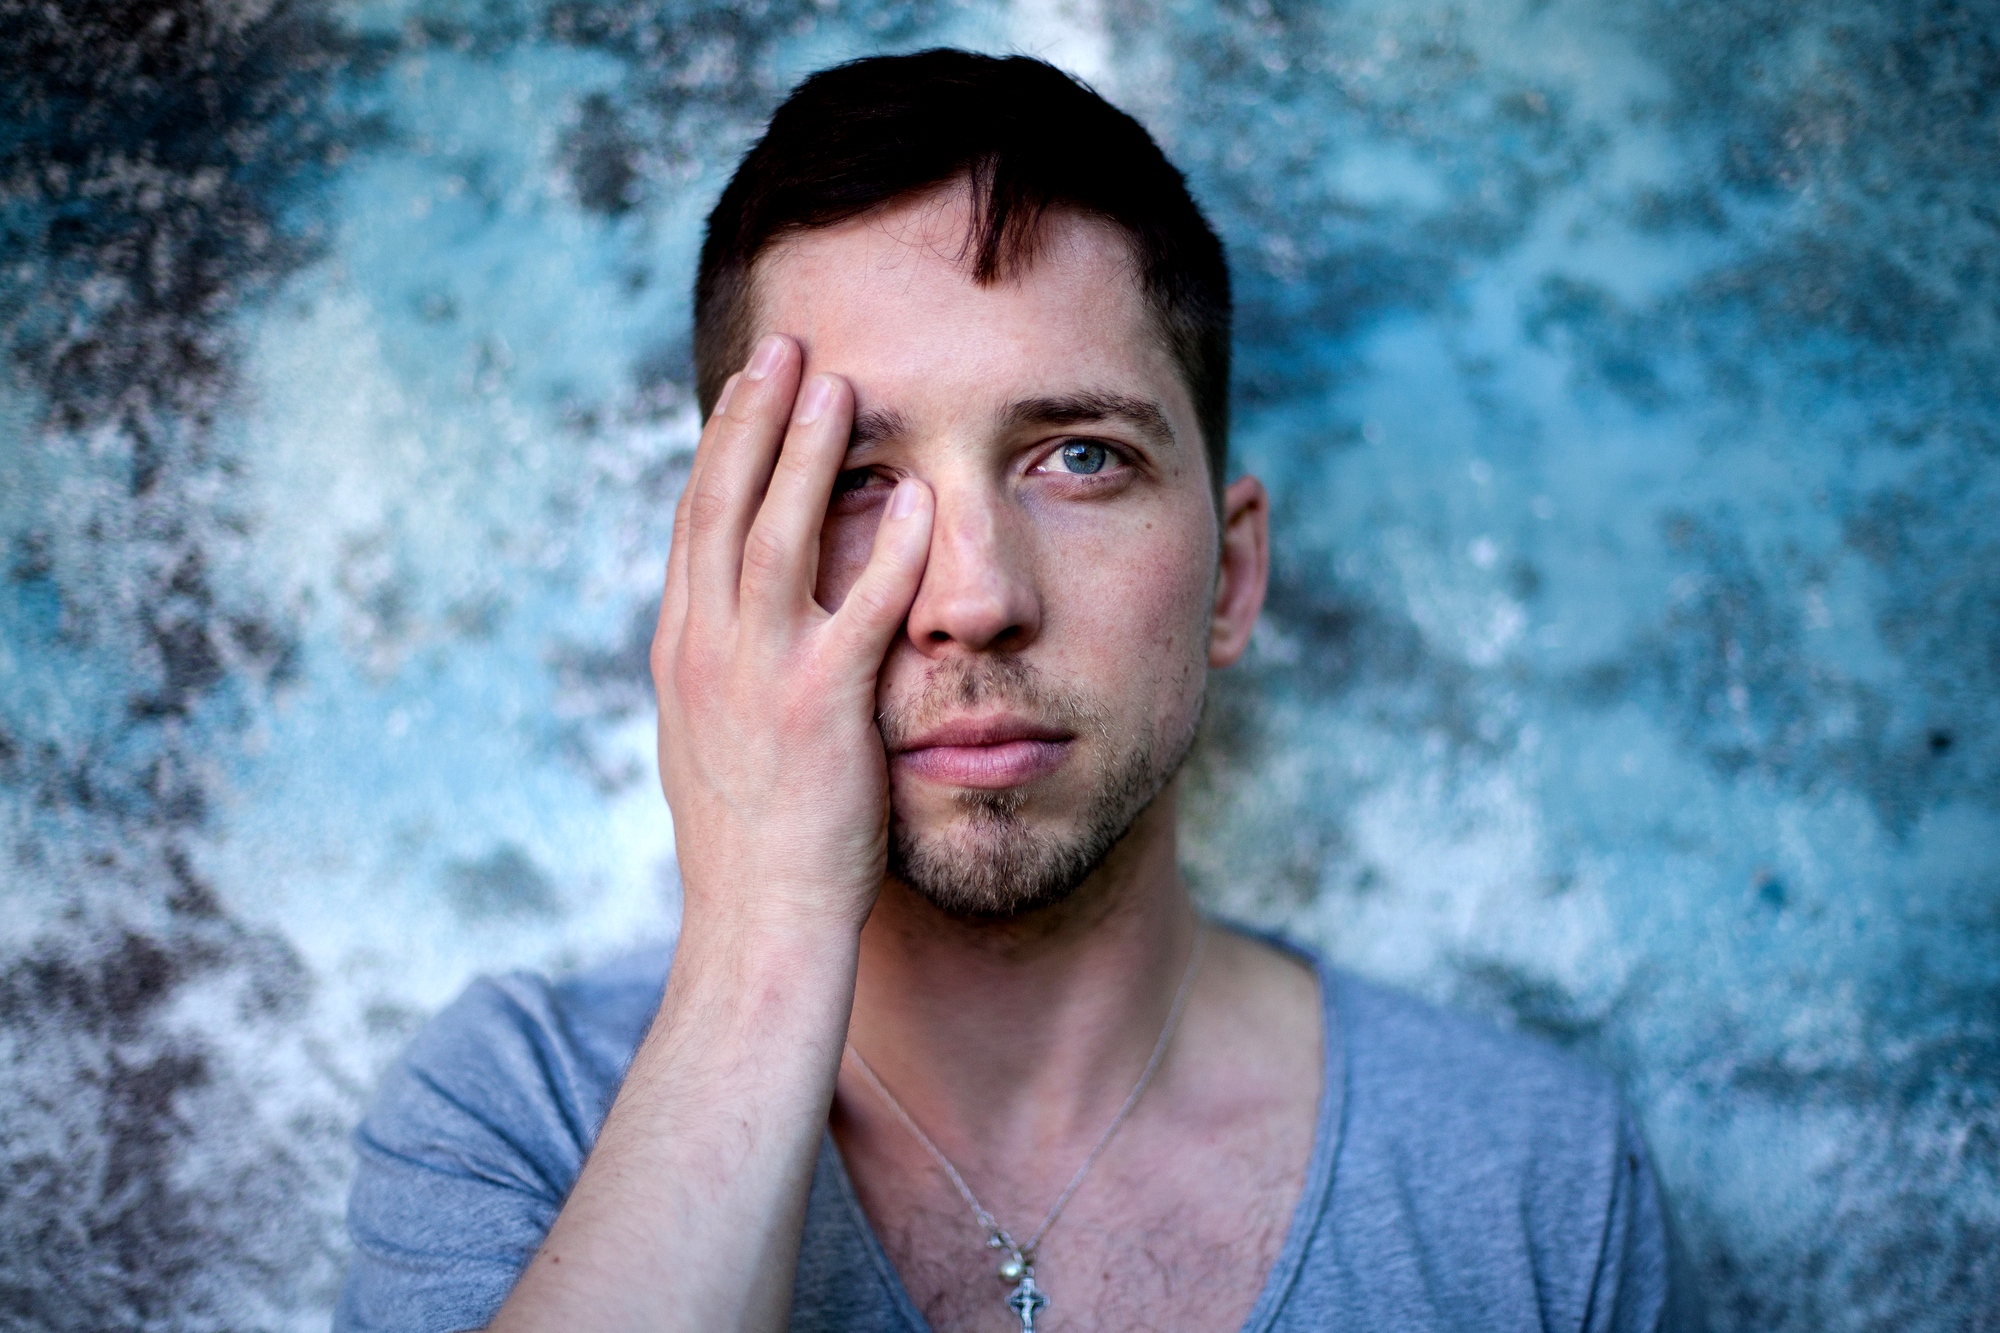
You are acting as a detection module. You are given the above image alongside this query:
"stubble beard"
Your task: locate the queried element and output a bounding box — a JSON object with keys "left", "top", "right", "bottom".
{"left": 881, "top": 658, "right": 1202, "bottom": 921}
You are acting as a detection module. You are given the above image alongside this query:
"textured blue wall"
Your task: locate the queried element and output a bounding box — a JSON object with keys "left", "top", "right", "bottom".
{"left": 2, "top": 0, "right": 1995, "bottom": 1327}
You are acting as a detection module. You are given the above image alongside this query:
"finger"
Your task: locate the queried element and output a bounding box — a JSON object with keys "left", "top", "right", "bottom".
{"left": 685, "top": 335, "right": 800, "bottom": 624}
{"left": 738, "top": 372, "right": 852, "bottom": 622}
{"left": 661, "top": 372, "right": 742, "bottom": 644}
{"left": 825, "top": 478, "right": 933, "bottom": 672}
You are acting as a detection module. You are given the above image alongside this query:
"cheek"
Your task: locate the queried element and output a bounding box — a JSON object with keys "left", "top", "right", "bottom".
{"left": 814, "top": 506, "right": 886, "bottom": 612}
{"left": 1047, "top": 515, "right": 1215, "bottom": 709}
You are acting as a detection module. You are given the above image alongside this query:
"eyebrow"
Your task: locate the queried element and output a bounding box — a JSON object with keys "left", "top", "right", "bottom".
{"left": 1002, "top": 391, "right": 1177, "bottom": 451}
{"left": 841, "top": 390, "right": 1177, "bottom": 456}
{"left": 848, "top": 406, "right": 910, "bottom": 454}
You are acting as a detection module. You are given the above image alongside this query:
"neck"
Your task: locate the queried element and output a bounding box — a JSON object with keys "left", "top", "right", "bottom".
{"left": 842, "top": 787, "right": 1200, "bottom": 1170}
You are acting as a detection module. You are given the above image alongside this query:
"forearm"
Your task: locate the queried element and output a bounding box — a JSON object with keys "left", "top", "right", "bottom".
{"left": 488, "top": 914, "right": 861, "bottom": 1332}
{"left": 490, "top": 332, "right": 929, "bottom": 1331}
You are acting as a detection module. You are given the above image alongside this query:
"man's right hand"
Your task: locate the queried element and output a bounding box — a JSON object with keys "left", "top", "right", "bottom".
{"left": 653, "top": 333, "right": 933, "bottom": 937}
{"left": 488, "top": 334, "right": 930, "bottom": 1333}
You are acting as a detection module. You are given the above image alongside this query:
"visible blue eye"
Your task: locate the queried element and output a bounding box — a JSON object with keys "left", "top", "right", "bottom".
{"left": 1059, "top": 441, "right": 1108, "bottom": 474}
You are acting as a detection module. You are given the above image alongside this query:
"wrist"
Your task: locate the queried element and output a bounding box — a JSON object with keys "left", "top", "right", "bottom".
{"left": 628, "top": 907, "right": 863, "bottom": 1109}
{"left": 676, "top": 903, "right": 865, "bottom": 976}
{"left": 677, "top": 861, "right": 882, "bottom": 943}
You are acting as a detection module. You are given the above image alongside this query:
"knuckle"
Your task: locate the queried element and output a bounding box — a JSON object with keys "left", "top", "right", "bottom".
{"left": 844, "top": 577, "right": 901, "bottom": 625}
{"left": 673, "top": 639, "right": 723, "bottom": 695}
{"left": 675, "top": 663, "right": 719, "bottom": 706}
{"left": 774, "top": 443, "right": 821, "bottom": 484}
{"left": 685, "top": 485, "right": 730, "bottom": 531}
{"left": 740, "top": 524, "right": 790, "bottom": 581}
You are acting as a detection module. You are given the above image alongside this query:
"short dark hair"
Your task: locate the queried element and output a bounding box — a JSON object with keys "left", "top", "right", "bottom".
{"left": 693, "top": 48, "right": 1233, "bottom": 489}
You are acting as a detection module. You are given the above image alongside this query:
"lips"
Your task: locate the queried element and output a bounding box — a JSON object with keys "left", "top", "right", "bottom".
{"left": 891, "top": 716, "right": 1075, "bottom": 790}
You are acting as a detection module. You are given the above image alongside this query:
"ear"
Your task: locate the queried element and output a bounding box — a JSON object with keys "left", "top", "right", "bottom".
{"left": 1210, "top": 475, "right": 1270, "bottom": 668}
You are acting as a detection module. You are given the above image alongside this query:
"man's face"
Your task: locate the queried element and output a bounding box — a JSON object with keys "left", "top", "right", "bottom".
{"left": 752, "top": 188, "right": 1241, "bottom": 918}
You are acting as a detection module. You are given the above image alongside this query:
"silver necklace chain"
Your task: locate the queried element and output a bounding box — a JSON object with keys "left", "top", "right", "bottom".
{"left": 842, "top": 923, "right": 1207, "bottom": 1329}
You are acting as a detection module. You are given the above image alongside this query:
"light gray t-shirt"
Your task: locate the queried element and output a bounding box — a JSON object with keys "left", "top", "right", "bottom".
{"left": 337, "top": 935, "right": 1680, "bottom": 1332}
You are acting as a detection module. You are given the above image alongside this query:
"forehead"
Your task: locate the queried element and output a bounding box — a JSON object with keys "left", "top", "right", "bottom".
{"left": 748, "top": 190, "right": 1193, "bottom": 435}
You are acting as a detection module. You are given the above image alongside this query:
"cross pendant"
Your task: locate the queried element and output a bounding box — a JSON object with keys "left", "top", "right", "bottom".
{"left": 1006, "top": 1275, "right": 1048, "bottom": 1331}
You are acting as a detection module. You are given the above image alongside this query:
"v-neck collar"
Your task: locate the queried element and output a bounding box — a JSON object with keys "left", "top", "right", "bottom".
{"left": 822, "top": 931, "right": 1348, "bottom": 1332}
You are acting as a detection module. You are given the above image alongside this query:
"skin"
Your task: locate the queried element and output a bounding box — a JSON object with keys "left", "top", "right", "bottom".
{"left": 487, "top": 186, "right": 1321, "bottom": 1332}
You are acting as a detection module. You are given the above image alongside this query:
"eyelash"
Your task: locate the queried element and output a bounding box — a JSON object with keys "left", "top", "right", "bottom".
{"left": 831, "top": 468, "right": 884, "bottom": 501}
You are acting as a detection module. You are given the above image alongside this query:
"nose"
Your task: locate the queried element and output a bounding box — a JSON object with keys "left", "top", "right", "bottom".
{"left": 902, "top": 481, "right": 1041, "bottom": 657}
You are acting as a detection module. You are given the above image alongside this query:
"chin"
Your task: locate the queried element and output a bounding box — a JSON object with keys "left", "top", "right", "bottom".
{"left": 888, "top": 799, "right": 1107, "bottom": 920}
{"left": 887, "top": 718, "right": 1194, "bottom": 921}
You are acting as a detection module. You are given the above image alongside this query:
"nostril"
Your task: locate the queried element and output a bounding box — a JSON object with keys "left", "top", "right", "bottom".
{"left": 928, "top": 629, "right": 951, "bottom": 643}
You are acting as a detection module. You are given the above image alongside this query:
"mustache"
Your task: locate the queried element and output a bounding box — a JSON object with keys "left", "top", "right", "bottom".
{"left": 876, "top": 657, "right": 1105, "bottom": 749}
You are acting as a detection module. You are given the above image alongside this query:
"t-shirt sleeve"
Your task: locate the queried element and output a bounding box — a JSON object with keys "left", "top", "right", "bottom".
{"left": 1583, "top": 1108, "right": 1685, "bottom": 1333}
{"left": 334, "top": 976, "right": 602, "bottom": 1333}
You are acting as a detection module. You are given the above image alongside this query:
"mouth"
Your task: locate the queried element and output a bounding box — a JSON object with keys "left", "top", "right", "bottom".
{"left": 890, "top": 715, "right": 1076, "bottom": 790}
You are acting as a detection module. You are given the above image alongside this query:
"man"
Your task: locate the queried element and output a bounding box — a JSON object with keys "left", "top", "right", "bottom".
{"left": 339, "top": 49, "right": 1676, "bottom": 1332}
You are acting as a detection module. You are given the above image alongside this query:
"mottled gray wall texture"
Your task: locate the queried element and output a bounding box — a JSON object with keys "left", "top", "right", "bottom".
{"left": 2, "top": 0, "right": 1995, "bottom": 1327}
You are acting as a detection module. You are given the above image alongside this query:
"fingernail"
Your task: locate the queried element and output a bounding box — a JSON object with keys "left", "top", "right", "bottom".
{"left": 887, "top": 478, "right": 920, "bottom": 520}
{"left": 794, "top": 375, "right": 835, "bottom": 425}
{"left": 746, "top": 335, "right": 786, "bottom": 380}
{"left": 713, "top": 373, "right": 739, "bottom": 417}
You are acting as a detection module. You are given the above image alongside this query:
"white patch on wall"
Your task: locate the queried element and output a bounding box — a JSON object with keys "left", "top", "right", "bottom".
{"left": 1007, "top": 0, "right": 1112, "bottom": 86}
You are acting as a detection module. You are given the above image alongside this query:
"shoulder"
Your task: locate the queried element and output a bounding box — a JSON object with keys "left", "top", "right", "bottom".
{"left": 416, "top": 942, "right": 673, "bottom": 1071}
{"left": 1328, "top": 967, "right": 1624, "bottom": 1150}
{"left": 1293, "top": 963, "right": 1672, "bottom": 1329}
{"left": 1325, "top": 966, "right": 1632, "bottom": 1234}
{"left": 336, "top": 946, "right": 673, "bottom": 1333}
{"left": 363, "top": 944, "right": 673, "bottom": 1173}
